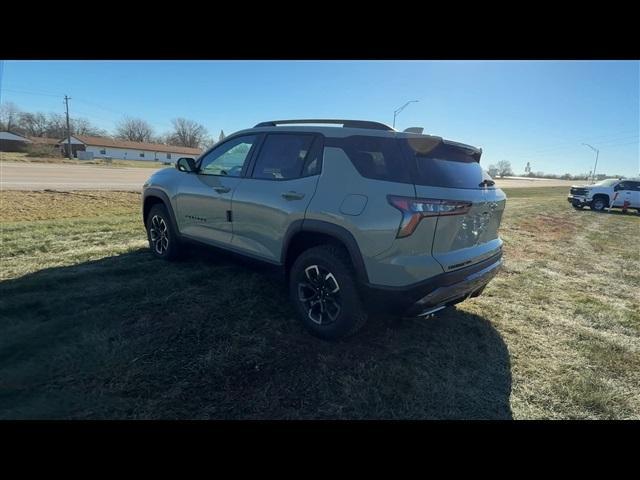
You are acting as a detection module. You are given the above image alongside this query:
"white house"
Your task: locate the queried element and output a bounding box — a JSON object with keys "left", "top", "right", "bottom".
{"left": 59, "top": 135, "right": 202, "bottom": 162}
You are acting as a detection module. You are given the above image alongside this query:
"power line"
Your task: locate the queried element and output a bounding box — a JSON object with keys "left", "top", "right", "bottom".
{"left": 509, "top": 131, "right": 639, "bottom": 157}
{"left": 2, "top": 87, "right": 63, "bottom": 98}
{"left": 508, "top": 136, "right": 639, "bottom": 164}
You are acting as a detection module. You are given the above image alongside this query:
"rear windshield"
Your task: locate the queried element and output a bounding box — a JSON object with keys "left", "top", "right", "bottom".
{"left": 401, "top": 139, "right": 485, "bottom": 189}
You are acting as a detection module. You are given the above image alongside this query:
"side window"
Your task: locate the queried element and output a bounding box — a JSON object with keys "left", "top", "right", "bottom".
{"left": 616, "top": 181, "right": 629, "bottom": 191}
{"left": 251, "top": 134, "right": 315, "bottom": 180}
{"left": 335, "top": 135, "right": 410, "bottom": 183}
{"left": 301, "top": 137, "right": 323, "bottom": 177}
{"left": 631, "top": 182, "right": 640, "bottom": 191}
{"left": 199, "top": 135, "right": 257, "bottom": 177}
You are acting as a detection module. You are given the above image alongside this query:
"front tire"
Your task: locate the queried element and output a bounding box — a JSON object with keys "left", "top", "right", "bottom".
{"left": 591, "top": 196, "right": 608, "bottom": 212}
{"left": 289, "top": 245, "right": 367, "bottom": 340}
{"left": 146, "top": 204, "right": 181, "bottom": 260}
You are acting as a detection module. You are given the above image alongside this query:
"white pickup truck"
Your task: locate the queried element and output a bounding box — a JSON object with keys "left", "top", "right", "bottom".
{"left": 567, "top": 178, "right": 640, "bottom": 212}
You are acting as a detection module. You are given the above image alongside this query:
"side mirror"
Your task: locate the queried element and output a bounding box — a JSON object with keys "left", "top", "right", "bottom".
{"left": 176, "top": 157, "right": 197, "bottom": 173}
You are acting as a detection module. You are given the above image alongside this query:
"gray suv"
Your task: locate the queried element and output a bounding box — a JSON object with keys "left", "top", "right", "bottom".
{"left": 142, "top": 119, "right": 506, "bottom": 339}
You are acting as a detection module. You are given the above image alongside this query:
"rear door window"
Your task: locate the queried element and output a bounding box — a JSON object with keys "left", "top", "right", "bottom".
{"left": 251, "top": 134, "right": 316, "bottom": 180}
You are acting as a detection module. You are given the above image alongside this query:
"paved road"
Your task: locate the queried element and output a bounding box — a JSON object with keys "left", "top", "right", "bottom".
{"left": 0, "top": 162, "right": 163, "bottom": 191}
{"left": 0, "top": 161, "right": 576, "bottom": 191}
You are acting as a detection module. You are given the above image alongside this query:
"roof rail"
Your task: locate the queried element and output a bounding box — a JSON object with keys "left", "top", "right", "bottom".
{"left": 253, "top": 119, "right": 394, "bottom": 131}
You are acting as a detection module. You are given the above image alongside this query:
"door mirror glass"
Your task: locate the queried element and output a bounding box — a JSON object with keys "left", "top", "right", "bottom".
{"left": 176, "top": 157, "right": 197, "bottom": 173}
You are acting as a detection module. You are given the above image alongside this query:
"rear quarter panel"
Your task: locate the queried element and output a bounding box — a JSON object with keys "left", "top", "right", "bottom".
{"left": 305, "top": 146, "right": 414, "bottom": 259}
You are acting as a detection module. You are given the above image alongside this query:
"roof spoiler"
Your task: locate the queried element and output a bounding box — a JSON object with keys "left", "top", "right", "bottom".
{"left": 254, "top": 119, "right": 394, "bottom": 131}
{"left": 442, "top": 139, "right": 482, "bottom": 162}
{"left": 403, "top": 127, "right": 424, "bottom": 134}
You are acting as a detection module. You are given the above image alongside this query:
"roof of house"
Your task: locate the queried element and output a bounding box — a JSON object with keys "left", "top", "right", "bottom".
{"left": 0, "top": 131, "right": 31, "bottom": 142}
{"left": 70, "top": 135, "right": 202, "bottom": 155}
{"left": 29, "top": 136, "right": 60, "bottom": 145}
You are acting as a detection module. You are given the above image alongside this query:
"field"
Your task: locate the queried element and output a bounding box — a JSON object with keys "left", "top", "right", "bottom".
{"left": 0, "top": 187, "right": 638, "bottom": 419}
{"left": 1, "top": 151, "right": 162, "bottom": 169}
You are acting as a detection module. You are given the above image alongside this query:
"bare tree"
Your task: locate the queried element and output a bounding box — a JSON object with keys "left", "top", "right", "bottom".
{"left": 219, "top": 130, "right": 225, "bottom": 142}
{"left": 18, "top": 112, "right": 49, "bottom": 137}
{"left": 496, "top": 160, "right": 513, "bottom": 178}
{"left": 201, "top": 136, "right": 216, "bottom": 150}
{"left": 487, "top": 164, "right": 499, "bottom": 178}
{"left": 0, "top": 102, "right": 22, "bottom": 132}
{"left": 166, "top": 118, "right": 209, "bottom": 148}
{"left": 115, "top": 117, "right": 155, "bottom": 142}
{"left": 72, "top": 117, "right": 107, "bottom": 136}
{"left": 44, "top": 113, "right": 68, "bottom": 138}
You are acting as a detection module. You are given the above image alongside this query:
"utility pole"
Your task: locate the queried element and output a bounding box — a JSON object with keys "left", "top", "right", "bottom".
{"left": 64, "top": 95, "right": 72, "bottom": 159}
{"left": 582, "top": 143, "right": 599, "bottom": 184}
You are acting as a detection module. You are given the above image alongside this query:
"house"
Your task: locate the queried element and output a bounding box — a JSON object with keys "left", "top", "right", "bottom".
{"left": 59, "top": 135, "right": 202, "bottom": 162}
{"left": 0, "top": 131, "right": 31, "bottom": 152}
{"left": 1, "top": 132, "right": 62, "bottom": 153}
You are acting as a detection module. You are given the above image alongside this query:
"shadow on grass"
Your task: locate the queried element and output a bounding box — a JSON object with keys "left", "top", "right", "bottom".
{"left": 0, "top": 245, "right": 512, "bottom": 420}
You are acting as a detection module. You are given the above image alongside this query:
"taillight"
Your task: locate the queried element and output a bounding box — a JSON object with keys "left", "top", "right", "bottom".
{"left": 387, "top": 195, "right": 472, "bottom": 238}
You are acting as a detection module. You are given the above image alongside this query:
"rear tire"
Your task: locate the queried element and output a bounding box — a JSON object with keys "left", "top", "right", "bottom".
{"left": 146, "top": 204, "right": 181, "bottom": 261}
{"left": 289, "top": 244, "right": 367, "bottom": 340}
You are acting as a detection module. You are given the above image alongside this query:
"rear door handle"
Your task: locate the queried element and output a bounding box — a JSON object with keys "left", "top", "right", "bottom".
{"left": 281, "top": 191, "right": 305, "bottom": 200}
{"left": 213, "top": 186, "right": 231, "bottom": 194}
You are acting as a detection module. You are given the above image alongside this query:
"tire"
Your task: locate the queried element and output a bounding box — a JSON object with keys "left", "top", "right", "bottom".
{"left": 591, "top": 196, "right": 608, "bottom": 212}
{"left": 146, "top": 204, "right": 181, "bottom": 260}
{"left": 289, "top": 244, "right": 368, "bottom": 340}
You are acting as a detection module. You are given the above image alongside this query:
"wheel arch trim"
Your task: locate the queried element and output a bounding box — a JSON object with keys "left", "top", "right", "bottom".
{"left": 142, "top": 188, "right": 181, "bottom": 239}
{"left": 281, "top": 219, "right": 369, "bottom": 284}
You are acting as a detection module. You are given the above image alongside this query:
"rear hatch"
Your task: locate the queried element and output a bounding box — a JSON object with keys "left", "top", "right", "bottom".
{"left": 401, "top": 137, "right": 506, "bottom": 272}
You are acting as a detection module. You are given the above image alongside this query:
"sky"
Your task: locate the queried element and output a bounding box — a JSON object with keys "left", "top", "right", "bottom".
{"left": 1, "top": 60, "right": 638, "bottom": 176}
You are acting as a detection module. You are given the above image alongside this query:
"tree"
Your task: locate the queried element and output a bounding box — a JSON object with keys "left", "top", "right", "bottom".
{"left": 72, "top": 117, "right": 107, "bottom": 136}
{"left": 201, "top": 136, "right": 216, "bottom": 150}
{"left": 115, "top": 117, "right": 154, "bottom": 142}
{"left": 487, "top": 164, "right": 499, "bottom": 178}
{"left": 44, "top": 113, "right": 68, "bottom": 139}
{"left": 219, "top": 130, "right": 225, "bottom": 142}
{"left": 524, "top": 161, "right": 531, "bottom": 174}
{"left": 496, "top": 160, "right": 513, "bottom": 178}
{"left": 18, "top": 112, "right": 48, "bottom": 137}
{"left": 0, "top": 102, "right": 22, "bottom": 132}
{"left": 166, "top": 118, "right": 209, "bottom": 148}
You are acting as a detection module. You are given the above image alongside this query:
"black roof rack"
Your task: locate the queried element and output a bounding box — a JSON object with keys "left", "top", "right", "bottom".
{"left": 253, "top": 119, "right": 394, "bottom": 131}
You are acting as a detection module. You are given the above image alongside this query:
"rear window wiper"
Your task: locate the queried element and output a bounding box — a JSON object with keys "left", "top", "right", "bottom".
{"left": 479, "top": 179, "right": 495, "bottom": 187}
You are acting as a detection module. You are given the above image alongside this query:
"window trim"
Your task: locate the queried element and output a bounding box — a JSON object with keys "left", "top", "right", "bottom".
{"left": 246, "top": 132, "right": 323, "bottom": 182}
{"left": 196, "top": 133, "right": 262, "bottom": 177}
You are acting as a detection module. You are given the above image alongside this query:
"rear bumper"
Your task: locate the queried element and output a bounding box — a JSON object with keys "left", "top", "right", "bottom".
{"left": 361, "top": 252, "right": 503, "bottom": 317}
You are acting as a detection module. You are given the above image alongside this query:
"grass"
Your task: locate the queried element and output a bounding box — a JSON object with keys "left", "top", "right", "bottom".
{"left": 1, "top": 151, "right": 163, "bottom": 169}
{"left": 0, "top": 186, "right": 638, "bottom": 419}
